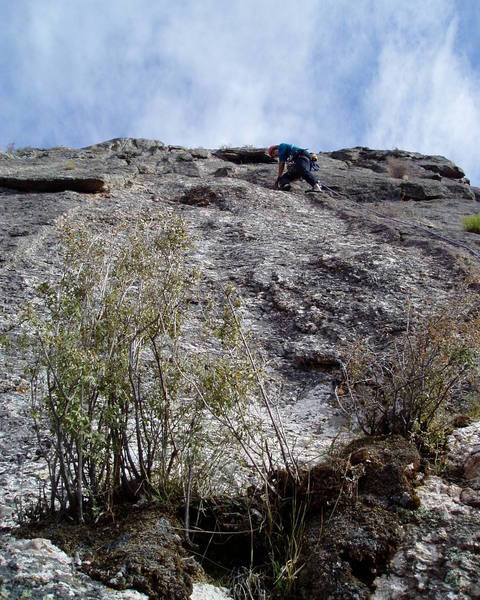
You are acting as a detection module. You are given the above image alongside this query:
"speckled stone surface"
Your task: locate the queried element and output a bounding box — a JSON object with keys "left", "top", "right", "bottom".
{"left": 1, "top": 140, "right": 479, "bottom": 597}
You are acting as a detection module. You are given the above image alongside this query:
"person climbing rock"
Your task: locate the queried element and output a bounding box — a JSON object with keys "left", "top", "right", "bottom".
{"left": 268, "top": 143, "right": 322, "bottom": 192}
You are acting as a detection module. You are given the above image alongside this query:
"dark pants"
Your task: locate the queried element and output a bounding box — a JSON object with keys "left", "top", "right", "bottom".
{"left": 278, "top": 154, "right": 318, "bottom": 188}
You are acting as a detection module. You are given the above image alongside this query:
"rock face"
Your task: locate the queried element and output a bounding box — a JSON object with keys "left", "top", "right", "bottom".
{"left": 284, "top": 436, "right": 421, "bottom": 598}
{"left": 81, "top": 510, "right": 199, "bottom": 600}
{"left": 1, "top": 139, "right": 480, "bottom": 597}
{"left": 373, "top": 454, "right": 480, "bottom": 599}
{"left": 0, "top": 535, "right": 147, "bottom": 599}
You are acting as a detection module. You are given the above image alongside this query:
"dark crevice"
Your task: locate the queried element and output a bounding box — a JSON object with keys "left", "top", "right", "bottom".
{"left": 213, "top": 148, "right": 275, "bottom": 164}
{"left": 0, "top": 177, "right": 105, "bottom": 194}
{"left": 342, "top": 554, "right": 377, "bottom": 587}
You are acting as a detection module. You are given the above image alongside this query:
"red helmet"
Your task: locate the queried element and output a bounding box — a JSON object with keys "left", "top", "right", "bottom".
{"left": 268, "top": 145, "right": 278, "bottom": 157}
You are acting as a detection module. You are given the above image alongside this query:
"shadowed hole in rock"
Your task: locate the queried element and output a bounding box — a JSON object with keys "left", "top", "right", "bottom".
{"left": 179, "top": 186, "right": 225, "bottom": 207}
{"left": 213, "top": 148, "right": 274, "bottom": 164}
{"left": 341, "top": 552, "right": 377, "bottom": 587}
{"left": 185, "top": 498, "right": 268, "bottom": 571}
{"left": 0, "top": 177, "right": 105, "bottom": 194}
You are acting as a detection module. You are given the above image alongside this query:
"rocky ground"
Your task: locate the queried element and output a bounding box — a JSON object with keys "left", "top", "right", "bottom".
{"left": 0, "top": 139, "right": 479, "bottom": 597}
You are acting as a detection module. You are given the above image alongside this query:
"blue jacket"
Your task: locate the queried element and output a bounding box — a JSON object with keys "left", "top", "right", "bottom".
{"left": 278, "top": 143, "right": 304, "bottom": 162}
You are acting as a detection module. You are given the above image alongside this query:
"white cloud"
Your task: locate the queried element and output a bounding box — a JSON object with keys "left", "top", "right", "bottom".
{"left": 1, "top": 0, "right": 479, "bottom": 184}
{"left": 364, "top": 12, "right": 480, "bottom": 184}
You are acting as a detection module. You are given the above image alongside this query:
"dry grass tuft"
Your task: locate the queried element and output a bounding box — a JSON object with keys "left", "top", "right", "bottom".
{"left": 387, "top": 157, "right": 411, "bottom": 180}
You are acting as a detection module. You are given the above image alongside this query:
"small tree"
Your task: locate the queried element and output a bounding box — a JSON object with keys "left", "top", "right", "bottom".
{"left": 19, "top": 213, "right": 269, "bottom": 522}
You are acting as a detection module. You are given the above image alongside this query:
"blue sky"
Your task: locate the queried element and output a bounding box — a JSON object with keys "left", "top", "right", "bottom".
{"left": 1, "top": 0, "right": 479, "bottom": 185}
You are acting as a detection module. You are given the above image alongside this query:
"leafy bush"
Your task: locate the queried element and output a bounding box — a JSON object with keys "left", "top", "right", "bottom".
{"left": 462, "top": 213, "right": 480, "bottom": 233}
{"left": 17, "top": 213, "right": 268, "bottom": 522}
{"left": 339, "top": 294, "right": 480, "bottom": 452}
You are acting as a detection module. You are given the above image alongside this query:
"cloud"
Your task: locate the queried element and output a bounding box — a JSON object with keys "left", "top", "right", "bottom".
{"left": 131, "top": 1, "right": 323, "bottom": 146}
{"left": 364, "top": 12, "right": 480, "bottom": 184}
{"left": 1, "top": 0, "right": 479, "bottom": 184}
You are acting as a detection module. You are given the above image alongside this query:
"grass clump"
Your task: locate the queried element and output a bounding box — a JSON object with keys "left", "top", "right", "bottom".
{"left": 462, "top": 213, "right": 480, "bottom": 233}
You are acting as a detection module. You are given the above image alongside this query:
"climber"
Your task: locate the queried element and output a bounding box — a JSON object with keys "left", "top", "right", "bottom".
{"left": 268, "top": 143, "right": 322, "bottom": 192}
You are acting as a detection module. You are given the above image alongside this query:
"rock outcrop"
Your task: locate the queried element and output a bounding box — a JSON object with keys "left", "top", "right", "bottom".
{"left": 373, "top": 440, "right": 480, "bottom": 599}
{"left": 1, "top": 139, "right": 480, "bottom": 597}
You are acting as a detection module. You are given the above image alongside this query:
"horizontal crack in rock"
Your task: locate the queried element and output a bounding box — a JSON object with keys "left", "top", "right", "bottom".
{"left": 0, "top": 177, "right": 105, "bottom": 193}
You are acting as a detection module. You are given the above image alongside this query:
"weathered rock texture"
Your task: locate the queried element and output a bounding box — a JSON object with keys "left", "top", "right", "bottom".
{"left": 386, "top": 423, "right": 480, "bottom": 598}
{"left": 24, "top": 509, "right": 200, "bottom": 600}
{"left": 0, "top": 534, "right": 147, "bottom": 599}
{"left": 1, "top": 139, "right": 480, "bottom": 597}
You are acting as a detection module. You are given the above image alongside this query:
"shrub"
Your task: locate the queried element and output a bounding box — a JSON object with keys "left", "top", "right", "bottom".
{"left": 462, "top": 213, "right": 480, "bottom": 233}
{"left": 387, "top": 157, "right": 411, "bottom": 180}
{"left": 17, "top": 213, "right": 269, "bottom": 522}
{"left": 339, "top": 293, "right": 480, "bottom": 452}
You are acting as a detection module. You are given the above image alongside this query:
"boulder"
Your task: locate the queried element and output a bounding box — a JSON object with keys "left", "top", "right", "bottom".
{"left": 446, "top": 422, "right": 480, "bottom": 488}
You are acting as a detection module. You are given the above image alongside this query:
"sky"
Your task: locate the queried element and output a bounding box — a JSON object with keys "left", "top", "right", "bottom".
{"left": 1, "top": 0, "right": 479, "bottom": 185}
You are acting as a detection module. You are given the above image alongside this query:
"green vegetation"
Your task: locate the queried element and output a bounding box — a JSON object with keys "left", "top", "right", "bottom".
{"left": 466, "top": 394, "right": 480, "bottom": 421}
{"left": 9, "top": 210, "right": 313, "bottom": 597}
{"left": 268, "top": 486, "right": 308, "bottom": 597}
{"left": 339, "top": 293, "right": 480, "bottom": 455}
{"left": 11, "top": 210, "right": 314, "bottom": 596}
{"left": 14, "top": 209, "right": 480, "bottom": 597}
{"left": 16, "top": 213, "right": 274, "bottom": 523}
{"left": 462, "top": 213, "right": 480, "bottom": 233}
